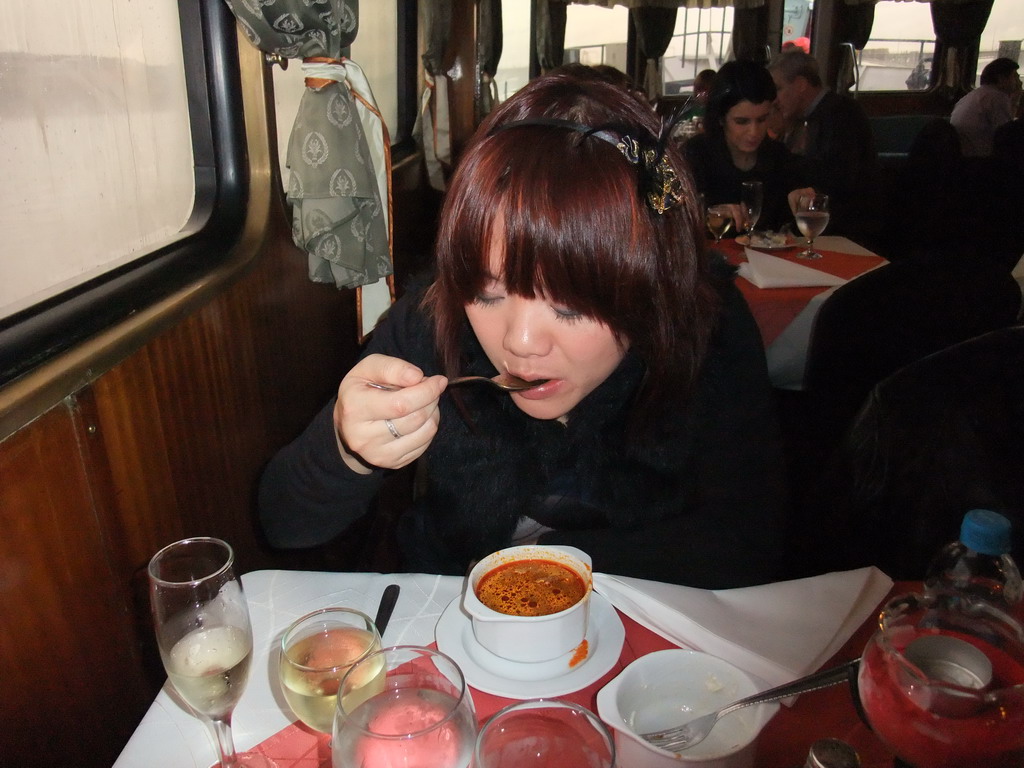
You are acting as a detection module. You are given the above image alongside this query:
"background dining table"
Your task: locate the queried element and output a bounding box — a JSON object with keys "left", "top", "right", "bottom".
{"left": 114, "top": 569, "right": 909, "bottom": 768}
{"left": 715, "top": 235, "right": 886, "bottom": 390}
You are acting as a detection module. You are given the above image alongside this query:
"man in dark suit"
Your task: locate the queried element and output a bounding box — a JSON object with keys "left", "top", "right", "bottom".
{"left": 768, "top": 50, "right": 880, "bottom": 245}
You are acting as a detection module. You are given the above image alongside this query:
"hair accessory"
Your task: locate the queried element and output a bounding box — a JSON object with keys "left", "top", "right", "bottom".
{"left": 489, "top": 117, "right": 684, "bottom": 215}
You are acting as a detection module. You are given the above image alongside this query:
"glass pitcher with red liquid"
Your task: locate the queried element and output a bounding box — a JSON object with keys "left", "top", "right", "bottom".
{"left": 856, "top": 591, "right": 1024, "bottom": 768}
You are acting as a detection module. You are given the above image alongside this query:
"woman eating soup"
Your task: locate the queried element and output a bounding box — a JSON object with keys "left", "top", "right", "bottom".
{"left": 684, "top": 61, "right": 812, "bottom": 234}
{"left": 258, "top": 68, "right": 788, "bottom": 588}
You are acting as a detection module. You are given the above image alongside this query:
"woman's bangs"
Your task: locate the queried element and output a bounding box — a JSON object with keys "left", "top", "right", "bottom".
{"left": 500, "top": 137, "right": 643, "bottom": 322}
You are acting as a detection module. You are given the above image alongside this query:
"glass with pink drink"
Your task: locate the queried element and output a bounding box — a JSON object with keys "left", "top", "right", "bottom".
{"left": 333, "top": 646, "right": 476, "bottom": 768}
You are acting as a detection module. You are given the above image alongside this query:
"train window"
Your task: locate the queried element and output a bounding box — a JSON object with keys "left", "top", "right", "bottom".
{"left": 859, "top": 0, "right": 1019, "bottom": 92}
{"left": 662, "top": 7, "right": 734, "bottom": 95}
{"left": 0, "top": 1, "right": 245, "bottom": 387}
{"left": 0, "top": 1, "right": 193, "bottom": 321}
{"left": 271, "top": 3, "right": 400, "bottom": 190}
{"left": 495, "top": 0, "right": 532, "bottom": 101}
{"left": 978, "top": 0, "right": 1022, "bottom": 84}
{"left": 565, "top": 4, "right": 630, "bottom": 73}
{"left": 859, "top": 1, "right": 936, "bottom": 91}
{"left": 560, "top": 4, "right": 734, "bottom": 96}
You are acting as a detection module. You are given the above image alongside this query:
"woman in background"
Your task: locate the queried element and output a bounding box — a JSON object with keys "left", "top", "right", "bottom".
{"left": 685, "top": 61, "right": 810, "bottom": 233}
{"left": 259, "top": 68, "right": 788, "bottom": 587}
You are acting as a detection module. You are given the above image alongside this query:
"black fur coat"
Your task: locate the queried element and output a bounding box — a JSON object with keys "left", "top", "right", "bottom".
{"left": 259, "top": 280, "right": 788, "bottom": 587}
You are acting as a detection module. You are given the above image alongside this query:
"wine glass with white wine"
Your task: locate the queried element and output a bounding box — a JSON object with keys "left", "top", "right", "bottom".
{"left": 148, "top": 537, "right": 270, "bottom": 768}
{"left": 706, "top": 204, "right": 733, "bottom": 244}
{"left": 794, "top": 193, "right": 830, "bottom": 259}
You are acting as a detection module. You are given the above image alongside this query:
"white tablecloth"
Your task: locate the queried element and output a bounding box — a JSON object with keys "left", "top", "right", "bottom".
{"left": 114, "top": 566, "right": 890, "bottom": 767}
{"left": 114, "top": 571, "right": 463, "bottom": 768}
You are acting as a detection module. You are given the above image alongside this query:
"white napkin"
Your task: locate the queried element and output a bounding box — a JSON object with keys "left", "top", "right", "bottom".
{"left": 738, "top": 248, "right": 847, "bottom": 289}
{"left": 592, "top": 567, "right": 892, "bottom": 688}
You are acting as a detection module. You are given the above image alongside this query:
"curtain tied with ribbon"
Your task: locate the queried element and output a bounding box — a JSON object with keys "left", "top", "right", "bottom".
{"left": 222, "top": 0, "right": 394, "bottom": 337}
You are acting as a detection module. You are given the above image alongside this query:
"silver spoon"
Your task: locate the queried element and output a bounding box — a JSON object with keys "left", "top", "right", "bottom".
{"left": 642, "top": 659, "right": 858, "bottom": 752}
{"left": 367, "top": 373, "right": 549, "bottom": 393}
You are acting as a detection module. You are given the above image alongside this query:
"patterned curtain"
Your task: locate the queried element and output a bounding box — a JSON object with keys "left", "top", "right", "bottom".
{"left": 417, "top": 0, "right": 453, "bottom": 191}
{"left": 221, "top": 0, "right": 393, "bottom": 339}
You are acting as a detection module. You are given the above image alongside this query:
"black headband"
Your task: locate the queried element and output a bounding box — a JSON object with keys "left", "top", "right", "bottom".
{"left": 488, "top": 117, "right": 684, "bottom": 215}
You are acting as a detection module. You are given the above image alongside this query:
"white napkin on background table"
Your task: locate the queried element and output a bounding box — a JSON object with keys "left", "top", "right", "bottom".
{"left": 593, "top": 567, "right": 892, "bottom": 688}
{"left": 738, "top": 248, "right": 848, "bottom": 289}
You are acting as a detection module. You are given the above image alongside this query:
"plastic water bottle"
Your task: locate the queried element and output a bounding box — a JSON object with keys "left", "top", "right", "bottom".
{"left": 924, "top": 509, "right": 1023, "bottom": 611}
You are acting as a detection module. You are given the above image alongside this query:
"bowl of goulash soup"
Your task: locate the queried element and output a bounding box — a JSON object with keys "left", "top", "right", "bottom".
{"left": 463, "top": 545, "right": 593, "bottom": 663}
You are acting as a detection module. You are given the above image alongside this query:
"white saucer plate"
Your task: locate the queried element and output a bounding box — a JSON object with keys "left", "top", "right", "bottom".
{"left": 736, "top": 233, "right": 797, "bottom": 250}
{"left": 435, "top": 591, "right": 625, "bottom": 699}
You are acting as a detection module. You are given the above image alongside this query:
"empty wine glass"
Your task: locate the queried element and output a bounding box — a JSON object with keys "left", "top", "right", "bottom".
{"left": 740, "top": 180, "right": 763, "bottom": 241}
{"left": 279, "top": 607, "right": 381, "bottom": 734}
{"left": 475, "top": 699, "right": 616, "bottom": 768}
{"left": 148, "top": 537, "right": 269, "bottom": 767}
{"left": 794, "top": 193, "right": 829, "bottom": 259}
{"left": 706, "top": 204, "right": 733, "bottom": 244}
{"left": 333, "top": 646, "right": 477, "bottom": 768}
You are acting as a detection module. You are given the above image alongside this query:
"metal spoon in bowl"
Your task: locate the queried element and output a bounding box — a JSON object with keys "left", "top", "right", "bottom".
{"left": 367, "top": 373, "right": 549, "bottom": 393}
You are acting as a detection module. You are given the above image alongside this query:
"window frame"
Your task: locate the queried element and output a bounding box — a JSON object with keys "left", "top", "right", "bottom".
{"left": 0, "top": 0, "right": 247, "bottom": 388}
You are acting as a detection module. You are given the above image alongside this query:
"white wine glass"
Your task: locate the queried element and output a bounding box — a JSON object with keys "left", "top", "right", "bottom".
{"left": 148, "top": 537, "right": 268, "bottom": 768}
{"left": 740, "top": 180, "right": 763, "bottom": 240}
{"left": 279, "top": 607, "right": 382, "bottom": 735}
{"left": 705, "top": 204, "right": 733, "bottom": 244}
{"left": 794, "top": 193, "right": 830, "bottom": 259}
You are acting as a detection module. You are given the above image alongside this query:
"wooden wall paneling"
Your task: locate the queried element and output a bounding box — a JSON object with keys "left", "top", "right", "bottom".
{"left": 0, "top": 401, "right": 151, "bottom": 768}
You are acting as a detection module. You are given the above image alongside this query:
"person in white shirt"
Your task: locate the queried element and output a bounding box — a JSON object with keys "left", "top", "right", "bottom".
{"left": 950, "top": 57, "right": 1021, "bottom": 157}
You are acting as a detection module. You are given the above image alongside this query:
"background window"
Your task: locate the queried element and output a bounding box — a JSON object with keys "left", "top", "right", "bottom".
{"left": 0, "top": 0, "right": 194, "bottom": 320}
{"left": 859, "top": 0, "right": 1021, "bottom": 92}
{"left": 564, "top": 4, "right": 630, "bottom": 73}
{"left": 662, "top": 7, "right": 734, "bottom": 94}
{"left": 494, "top": 0, "right": 532, "bottom": 101}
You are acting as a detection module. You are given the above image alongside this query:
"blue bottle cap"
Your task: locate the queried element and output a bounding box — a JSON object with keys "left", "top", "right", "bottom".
{"left": 960, "top": 509, "right": 1013, "bottom": 556}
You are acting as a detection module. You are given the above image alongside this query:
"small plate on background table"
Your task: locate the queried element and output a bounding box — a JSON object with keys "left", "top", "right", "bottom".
{"left": 736, "top": 232, "right": 798, "bottom": 251}
{"left": 435, "top": 591, "right": 625, "bottom": 699}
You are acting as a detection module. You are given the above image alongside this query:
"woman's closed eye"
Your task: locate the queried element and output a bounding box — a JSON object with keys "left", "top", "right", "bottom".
{"left": 473, "top": 293, "right": 503, "bottom": 307}
{"left": 552, "top": 304, "right": 585, "bottom": 324}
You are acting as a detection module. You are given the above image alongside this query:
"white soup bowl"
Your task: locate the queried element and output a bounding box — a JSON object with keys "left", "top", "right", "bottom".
{"left": 463, "top": 545, "right": 592, "bottom": 664}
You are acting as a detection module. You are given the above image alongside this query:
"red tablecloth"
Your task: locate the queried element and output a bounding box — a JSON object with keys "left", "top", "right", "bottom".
{"left": 234, "top": 585, "right": 908, "bottom": 768}
{"left": 715, "top": 239, "right": 886, "bottom": 347}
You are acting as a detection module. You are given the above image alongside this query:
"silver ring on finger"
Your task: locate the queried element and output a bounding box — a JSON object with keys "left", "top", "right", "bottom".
{"left": 384, "top": 418, "right": 402, "bottom": 440}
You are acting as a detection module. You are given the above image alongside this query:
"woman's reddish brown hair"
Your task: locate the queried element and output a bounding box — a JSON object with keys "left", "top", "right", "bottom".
{"left": 425, "top": 69, "right": 721, "bottom": 429}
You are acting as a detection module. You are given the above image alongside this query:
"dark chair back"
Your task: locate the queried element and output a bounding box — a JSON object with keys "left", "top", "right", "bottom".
{"left": 804, "top": 256, "right": 1022, "bottom": 440}
{"left": 798, "top": 326, "right": 1024, "bottom": 579}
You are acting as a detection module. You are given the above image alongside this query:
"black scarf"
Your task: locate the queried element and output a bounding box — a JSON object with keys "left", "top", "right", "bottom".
{"left": 418, "top": 330, "right": 700, "bottom": 570}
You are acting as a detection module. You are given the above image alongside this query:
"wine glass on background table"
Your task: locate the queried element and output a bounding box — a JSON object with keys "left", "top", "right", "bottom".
{"left": 706, "top": 204, "right": 733, "bottom": 244}
{"left": 148, "top": 537, "right": 270, "bottom": 768}
{"left": 740, "top": 180, "right": 763, "bottom": 240}
{"left": 794, "top": 193, "right": 829, "bottom": 259}
{"left": 856, "top": 591, "right": 1024, "bottom": 768}
{"left": 334, "top": 646, "right": 478, "bottom": 768}
{"left": 279, "top": 607, "right": 382, "bottom": 735}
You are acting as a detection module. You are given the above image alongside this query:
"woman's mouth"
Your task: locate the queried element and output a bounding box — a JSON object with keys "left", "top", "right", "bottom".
{"left": 513, "top": 378, "right": 560, "bottom": 400}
